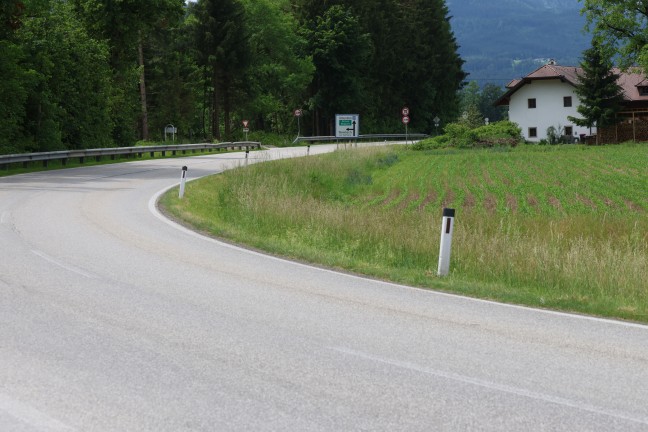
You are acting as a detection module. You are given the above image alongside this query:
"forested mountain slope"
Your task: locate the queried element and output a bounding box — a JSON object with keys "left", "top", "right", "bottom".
{"left": 447, "top": 0, "right": 591, "bottom": 84}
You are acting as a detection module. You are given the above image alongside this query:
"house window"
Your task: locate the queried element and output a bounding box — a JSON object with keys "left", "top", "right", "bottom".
{"left": 639, "top": 86, "right": 648, "bottom": 96}
{"left": 564, "top": 96, "right": 572, "bottom": 107}
{"left": 528, "top": 98, "right": 537, "bottom": 109}
{"left": 528, "top": 127, "right": 537, "bottom": 138}
{"left": 565, "top": 126, "right": 573, "bottom": 136}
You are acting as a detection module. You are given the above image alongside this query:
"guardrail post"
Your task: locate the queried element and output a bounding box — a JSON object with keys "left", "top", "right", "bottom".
{"left": 437, "top": 208, "right": 455, "bottom": 277}
{"left": 179, "top": 166, "right": 188, "bottom": 199}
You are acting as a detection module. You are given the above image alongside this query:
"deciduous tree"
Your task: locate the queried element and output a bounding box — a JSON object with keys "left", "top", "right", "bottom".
{"left": 303, "top": 5, "right": 372, "bottom": 135}
{"left": 241, "top": 0, "right": 314, "bottom": 135}
{"left": 582, "top": 0, "right": 648, "bottom": 69}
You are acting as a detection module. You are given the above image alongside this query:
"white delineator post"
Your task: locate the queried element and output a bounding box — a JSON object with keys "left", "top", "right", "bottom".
{"left": 179, "top": 166, "right": 188, "bottom": 199}
{"left": 437, "top": 208, "right": 455, "bottom": 277}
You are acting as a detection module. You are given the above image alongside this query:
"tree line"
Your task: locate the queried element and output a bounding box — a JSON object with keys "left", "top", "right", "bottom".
{"left": 0, "top": 0, "right": 466, "bottom": 154}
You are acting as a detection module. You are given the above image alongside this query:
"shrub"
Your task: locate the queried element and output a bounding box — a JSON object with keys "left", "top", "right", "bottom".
{"left": 411, "top": 120, "right": 523, "bottom": 150}
{"left": 411, "top": 135, "right": 449, "bottom": 150}
{"left": 247, "top": 131, "right": 292, "bottom": 147}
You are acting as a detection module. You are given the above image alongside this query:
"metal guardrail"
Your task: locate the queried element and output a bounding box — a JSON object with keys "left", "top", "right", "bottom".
{"left": 0, "top": 142, "right": 261, "bottom": 169}
{"left": 292, "top": 134, "right": 429, "bottom": 144}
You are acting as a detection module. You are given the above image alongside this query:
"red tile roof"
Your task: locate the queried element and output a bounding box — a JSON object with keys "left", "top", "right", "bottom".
{"left": 525, "top": 64, "right": 582, "bottom": 83}
{"left": 495, "top": 63, "right": 648, "bottom": 106}
{"left": 614, "top": 67, "right": 648, "bottom": 103}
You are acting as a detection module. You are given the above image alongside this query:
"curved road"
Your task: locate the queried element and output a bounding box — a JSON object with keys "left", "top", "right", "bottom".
{"left": 1, "top": 146, "right": 647, "bottom": 431}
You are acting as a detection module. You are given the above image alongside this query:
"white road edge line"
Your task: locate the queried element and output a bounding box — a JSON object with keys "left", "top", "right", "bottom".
{"left": 148, "top": 171, "right": 648, "bottom": 332}
{"left": 0, "top": 393, "right": 75, "bottom": 431}
{"left": 31, "top": 250, "right": 97, "bottom": 279}
{"left": 330, "top": 346, "right": 648, "bottom": 426}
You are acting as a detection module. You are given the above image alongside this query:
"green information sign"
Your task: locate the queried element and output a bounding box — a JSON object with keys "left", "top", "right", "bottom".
{"left": 335, "top": 114, "right": 360, "bottom": 138}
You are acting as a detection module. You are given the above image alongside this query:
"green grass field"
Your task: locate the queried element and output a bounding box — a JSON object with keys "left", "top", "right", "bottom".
{"left": 160, "top": 143, "right": 648, "bottom": 322}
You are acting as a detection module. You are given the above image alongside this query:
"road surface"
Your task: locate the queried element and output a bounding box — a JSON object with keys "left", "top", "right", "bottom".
{"left": 1, "top": 145, "right": 647, "bottom": 431}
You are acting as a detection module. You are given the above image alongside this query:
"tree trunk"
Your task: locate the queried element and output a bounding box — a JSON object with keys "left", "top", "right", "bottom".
{"left": 211, "top": 70, "right": 221, "bottom": 141}
{"left": 223, "top": 78, "right": 231, "bottom": 139}
{"left": 138, "top": 37, "right": 149, "bottom": 141}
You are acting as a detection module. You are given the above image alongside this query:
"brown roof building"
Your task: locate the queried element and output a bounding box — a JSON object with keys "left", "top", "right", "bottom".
{"left": 496, "top": 61, "right": 648, "bottom": 143}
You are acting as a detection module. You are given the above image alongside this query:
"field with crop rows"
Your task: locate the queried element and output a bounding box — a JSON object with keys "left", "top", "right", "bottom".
{"left": 364, "top": 146, "right": 646, "bottom": 216}
{"left": 161, "top": 143, "right": 648, "bottom": 322}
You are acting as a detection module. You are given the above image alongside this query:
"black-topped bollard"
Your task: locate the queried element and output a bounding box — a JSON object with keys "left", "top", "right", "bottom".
{"left": 437, "top": 208, "right": 455, "bottom": 277}
{"left": 179, "top": 166, "right": 188, "bottom": 199}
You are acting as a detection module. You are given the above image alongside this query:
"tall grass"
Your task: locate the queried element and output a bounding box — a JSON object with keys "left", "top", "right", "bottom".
{"left": 161, "top": 144, "right": 648, "bottom": 322}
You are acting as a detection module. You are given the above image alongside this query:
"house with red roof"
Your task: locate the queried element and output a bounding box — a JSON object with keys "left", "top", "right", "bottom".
{"left": 495, "top": 61, "right": 648, "bottom": 143}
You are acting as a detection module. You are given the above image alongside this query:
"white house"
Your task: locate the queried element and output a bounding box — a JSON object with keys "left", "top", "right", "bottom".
{"left": 496, "top": 61, "right": 648, "bottom": 143}
{"left": 495, "top": 62, "right": 591, "bottom": 142}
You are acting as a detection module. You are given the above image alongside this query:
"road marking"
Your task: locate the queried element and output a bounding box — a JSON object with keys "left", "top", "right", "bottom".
{"left": 31, "top": 250, "right": 97, "bottom": 279}
{"left": 330, "top": 346, "right": 648, "bottom": 425}
{"left": 0, "top": 393, "right": 75, "bottom": 431}
{"left": 149, "top": 182, "right": 648, "bottom": 332}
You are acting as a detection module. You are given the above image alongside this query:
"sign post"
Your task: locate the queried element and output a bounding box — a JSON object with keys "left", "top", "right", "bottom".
{"left": 401, "top": 107, "right": 410, "bottom": 144}
{"left": 294, "top": 109, "right": 302, "bottom": 139}
{"left": 335, "top": 114, "right": 360, "bottom": 140}
{"left": 165, "top": 124, "right": 177, "bottom": 142}
{"left": 242, "top": 120, "right": 249, "bottom": 141}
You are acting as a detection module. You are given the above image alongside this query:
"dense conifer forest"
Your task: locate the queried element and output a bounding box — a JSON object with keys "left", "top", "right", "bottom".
{"left": 0, "top": 0, "right": 466, "bottom": 153}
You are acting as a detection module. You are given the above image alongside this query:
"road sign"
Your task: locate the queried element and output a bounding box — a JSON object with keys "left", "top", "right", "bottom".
{"left": 335, "top": 114, "right": 359, "bottom": 138}
{"left": 294, "top": 109, "right": 302, "bottom": 117}
{"left": 402, "top": 116, "right": 410, "bottom": 124}
{"left": 242, "top": 120, "right": 249, "bottom": 128}
{"left": 401, "top": 107, "right": 410, "bottom": 117}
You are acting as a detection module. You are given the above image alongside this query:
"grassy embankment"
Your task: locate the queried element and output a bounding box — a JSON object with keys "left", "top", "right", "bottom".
{"left": 160, "top": 144, "right": 648, "bottom": 322}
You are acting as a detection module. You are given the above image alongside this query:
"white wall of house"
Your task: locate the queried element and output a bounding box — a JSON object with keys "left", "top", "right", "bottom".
{"left": 508, "top": 80, "right": 594, "bottom": 142}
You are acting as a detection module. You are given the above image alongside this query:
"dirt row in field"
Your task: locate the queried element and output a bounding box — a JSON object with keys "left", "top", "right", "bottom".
{"left": 374, "top": 188, "right": 644, "bottom": 214}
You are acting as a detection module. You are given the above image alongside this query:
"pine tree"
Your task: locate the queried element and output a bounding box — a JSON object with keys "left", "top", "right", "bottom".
{"left": 568, "top": 40, "right": 624, "bottom": 144}
{"left": 194, "top": 0, "right": 249, "bottom": 140}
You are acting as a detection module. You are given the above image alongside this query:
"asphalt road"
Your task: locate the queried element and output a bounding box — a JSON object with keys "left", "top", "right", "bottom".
{"left": 1, "top": 145, "right": 647, "bottom": 432}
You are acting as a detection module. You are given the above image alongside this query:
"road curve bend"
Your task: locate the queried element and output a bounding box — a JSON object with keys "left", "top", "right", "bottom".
{"left": 1, "top": 146, "right": 648, "bottom": 432}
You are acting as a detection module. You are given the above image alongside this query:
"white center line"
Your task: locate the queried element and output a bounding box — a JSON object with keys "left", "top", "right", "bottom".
{"left": 330, "top": 346, "right": 648, "bottom": 426}
{"left": 31, "top": 250, "right": 97, "bottom": 279}
{"left": 0, "top": 393, "right": 75, "bottom": 431}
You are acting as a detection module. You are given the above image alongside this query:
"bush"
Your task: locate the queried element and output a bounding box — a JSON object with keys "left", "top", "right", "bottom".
{"left": 247, "top": 131, "right": 293, "bottom": 147}
{"left": 412, "top": 121, "right": 522, "bottom": 150}
{"left": 411, "top": 135, "right": 450, "bottom": 150}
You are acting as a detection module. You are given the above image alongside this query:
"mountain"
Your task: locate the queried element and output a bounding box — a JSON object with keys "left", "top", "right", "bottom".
{"left": 446, "top": 0, "right": 591, "bottom": 86}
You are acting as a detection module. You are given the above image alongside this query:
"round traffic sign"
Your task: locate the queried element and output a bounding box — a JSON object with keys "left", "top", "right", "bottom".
{"left": 401, "top": 107, "right": 410, "bottom": 116}
{"left": 402, "top": 116, "right": 410, "bottom": 124}
{"left": 294, "top": 109, "right": 302, "bottom": 117}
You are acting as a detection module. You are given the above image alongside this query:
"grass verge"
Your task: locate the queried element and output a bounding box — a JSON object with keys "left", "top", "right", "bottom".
{"left": 160, "top": 143, "right": 648, "bottom": 323}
